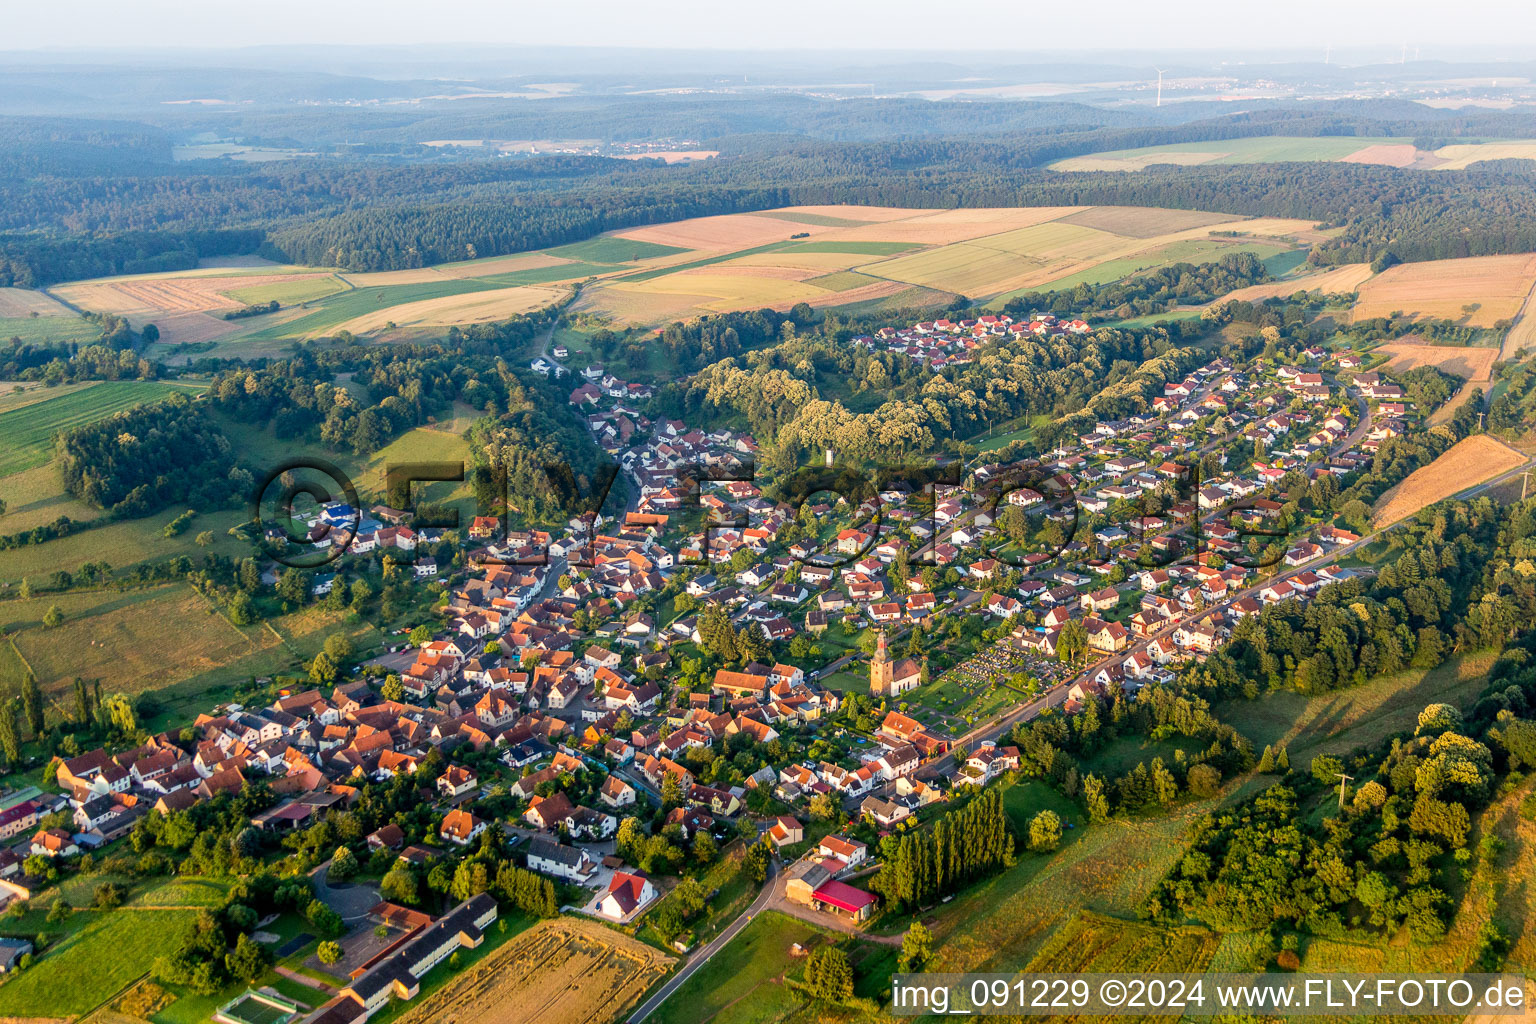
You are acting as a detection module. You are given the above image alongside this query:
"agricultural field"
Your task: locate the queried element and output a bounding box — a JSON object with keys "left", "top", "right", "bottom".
{"left": 0, "top": 580, "right": 385, "bottom": 711}
{"left": 1501, "top": 277, "right": 1536, "bottom": 360}
{"left": 1351, "top": 253, "right": 1536, "bottom": 327}
{"left": 0, "top": 907, "right": 200, "bottom": 1016}
{"left": 393, "top": 917, "right": 672, "bottom": 1024}
{"left": 1377, "top": 340, "right": 1499, "bottom": 383}
{"left": 1050, "top": 136, "right": 1536, "bottom": 173}
{"left": 1216, "top": 262, "right": 1375, "bottom": 303}
{"left": 1371, "top": 434, "right": 1527, "bottom": 526}
{"left": 1213, "top": 651, "right": 1499, "bottom": 759}
{"left": 0, "top": 379, "right": 205, "bottom": 476}
{"left": 650, "top": 911, "right": 825, "bottom": 1024}
{"left": 0, "top": 286, "right": 77, "bottom": 317}
{"left": 32, "top": 203, "right": 1333, "bottom": 339}
{"left": 0, "top": 313, "right": 103, "bottom": 346}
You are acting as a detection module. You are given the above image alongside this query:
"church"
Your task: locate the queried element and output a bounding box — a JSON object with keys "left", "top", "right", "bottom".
{"left": 869, "top": 630, "right": 921, "bottom": 698}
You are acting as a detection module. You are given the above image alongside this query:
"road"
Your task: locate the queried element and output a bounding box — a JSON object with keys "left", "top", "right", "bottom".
{"left": 627, "top": 859, "right": 780, "bottom": 1024}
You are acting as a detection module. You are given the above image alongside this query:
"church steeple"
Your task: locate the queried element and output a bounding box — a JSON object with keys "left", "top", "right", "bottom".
{"left": 875, "top": 629, "right": 889, "bottom": 663}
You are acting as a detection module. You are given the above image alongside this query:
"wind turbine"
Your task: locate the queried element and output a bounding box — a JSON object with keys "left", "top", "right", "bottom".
{"left": 1154, "top": 68, "right": 1167, "bottom": 108}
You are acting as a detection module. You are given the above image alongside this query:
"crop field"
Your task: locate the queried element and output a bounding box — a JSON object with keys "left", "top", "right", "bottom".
{"left": 1501, "top": 278, "right": 1536, "bottom": 360}
{"left": 1431, "top": 141, "right": 1536, "bottom": 169}
{"left": 0, "top": 908, "right": 200, "bottom": 1016}
{"left": 545, "top": 236, "right": 691, "bottom": 262}
{"left": 1372, "top": 434, "right": 1526, "bottom": 526}
{"left": 0, "top": 312, "right": 104, "bottom": 345}
{"left": 1377, "top": 340, "right": 1499, "bottom": 382}
{"left": 329, "top": 283, "right": 569, "bottom": 334}
{"left": 393, "top": 918, "right": 671, "bottom": 1024}
{"left": 38, "top": 203, "right": 1343, "bottom": 337}
{"left": 54, "top": 273, "right": 343, "bottom": 316}
{"left": 225, "top": 275, "right": 347, "bottom": 306}
{"left": 0, "top": 286, "right": 77, "bottom": 317}
{"left": 1057, "top": 205, "right": 1242, "bottom": 238}
{"left": 1022, "top": 237, "right": 1292, "bottom": 293}
{"left": 1215, "top": 262, "right": 1376, "bottom": 304}
{"left": 1352, "top": 253, "right": 1536, "bottom": 326}
{"left": 1053, "top": 134, "right": 1536, "bottom": 174}
{"left": 0, "top": 580, "right": 383, "bottom": 712}
{"left": 0, "top": 379, "right": 204, "bottom": 476}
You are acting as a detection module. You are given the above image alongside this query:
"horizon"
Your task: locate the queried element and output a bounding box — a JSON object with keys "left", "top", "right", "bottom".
{"left": 4, "top": 0, "right": 1536, "bottom": 59}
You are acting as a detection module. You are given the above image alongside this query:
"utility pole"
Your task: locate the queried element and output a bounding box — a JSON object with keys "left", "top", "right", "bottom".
{"left": 1334, "top": 771, "right": 1355, "bottom": 812}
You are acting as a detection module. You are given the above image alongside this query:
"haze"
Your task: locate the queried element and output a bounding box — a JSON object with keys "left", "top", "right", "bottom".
{"left": 7, "top": 0, "right": 1536, "bottom": 57}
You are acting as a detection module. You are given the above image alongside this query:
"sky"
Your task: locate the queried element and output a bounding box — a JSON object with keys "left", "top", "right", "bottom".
{"left": 7, "top": 0, "right": 1536, "bottom": 56}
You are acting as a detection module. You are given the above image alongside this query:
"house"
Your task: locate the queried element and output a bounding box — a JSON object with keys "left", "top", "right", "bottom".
{"left": 817, "top": 834, "right": 868, "bottom": 870}
{"left": 766, "top": 815, "right": 804, "bottom": 847}
{"left": 597, "top": 871, "right": 657, "bottom": 921}
{"left": 367, "top": 823, "right": 405, "bottom": 851}
{"left": 860, "top": 795, "right": 911, "bottom": 826}
{"left": 30, "top": 828, "right": 79, "bottom": 859}
{"left": 598, "top": 775, "right": 636, "bottom": 808}
{"left": 525, "top": 838, "right": 596, "bottom": 882}
{"left": 439, "top": 808, "right": 486, "bottom": 846}
{"left": 437, "top": 766, "right": 479, "bottom": 799}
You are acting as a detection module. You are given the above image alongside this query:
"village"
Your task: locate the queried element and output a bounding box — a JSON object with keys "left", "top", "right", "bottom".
{"left": 0, "top": 306, "right": 1431, "bottom": 1024}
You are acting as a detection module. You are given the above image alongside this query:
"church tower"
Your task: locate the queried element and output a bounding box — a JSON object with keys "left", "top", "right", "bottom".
{"left": 870, "top": 629, "right": 894, "bottom": 695}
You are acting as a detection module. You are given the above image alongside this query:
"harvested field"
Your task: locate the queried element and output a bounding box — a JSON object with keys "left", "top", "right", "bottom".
{"left": 392, "top": 918, "right": 670, "bottom": 1024}
{"left": 615, "top": 212, "right": 839, "bottom": 251}
{"left": 1352, "top": 253, "right": 1536, "bottom": 327}
{"left": 0, "top": 287, "right": 74, "bottom": 317}
{"left": 435, "top": 252, "right": 577, "bottom": 279}
{"left": 1372, "top": 434, "right": 1527, "bottom": 527}
{"left": 815, "top": 205, "right": 1082, "bottom": 246}
{"left": 804, "top": 279, "right": 910, "bottom": 307}
{"left": 56, "top": 273, "right": 340, "bottom": 316}
{"left": 1339, "top": 143, "right": 1421, "bottom": 167}
{"left": 1377, "top": 341, "right": 1498, "bottom": 381}
{"left": 1050, "top": 136, "right": 1417, "bottom": 172}
{"left": 1218, "top": 263, "right": 1374, "bottom": 303}
{"left": 722, "top": 250, "right": 889, "bottom": 272}
{"left": 775, "top": 204, "right": 922, "bottom": 223}
{"left": 615, "top": 149, "right": 717, "bottom": 163}
{"left": 329, "top": 284, "right": 568, "bottom": 334}
{"left": 1501, "top": 277, "right": 1536, "bottom": 361}
{"left": 861, "top": 220, "right": 1126, "bottom": 295}
{"left": 1432, "top": 141, "right": 1536, "bottom": 169}
{"left": 139, "top": 310, "right": 247, "bottom": 346}
{"left": 1057, "top": 205, "right": 1241, "bottom": 238}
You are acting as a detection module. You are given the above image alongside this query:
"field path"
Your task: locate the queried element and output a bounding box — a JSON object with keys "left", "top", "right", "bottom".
{"left": 629, "top": 860, "right": 779, "bottom": 1023}
{"left": 1500, "top": 274, "right": 1536, "bottom": 361}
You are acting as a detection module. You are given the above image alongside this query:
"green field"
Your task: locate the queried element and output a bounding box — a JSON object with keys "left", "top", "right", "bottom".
{"left": 782, "top": 240, "right": 920, "bottom": 256}
{"left": 0, "top": 314, "right": 103, "bottom": 346}
{"left": 650, "top": 911, "right": 827, "bottom": 1024}
{"left": 1212, "top": 650, "right": 1498, "bottom": 759}
{"left": 225, "top": 275, "right": 347, "bottom": 307}
{"left": 0, "top": 908, "right": 199, "bottom": 1016}
{"left": 235, "top": 279, "right": 507, "bottom": 342}
{"left": 0, "top": 380, "right": 205, "bottom": 476}
{"left": 547, "top": 236, "right": 691, "bottom": 262}
{"left": 806, "top": 270, "right": 885, "bottom": 291}
{"left": 471, "top": 260, "right": 623, "bottom": 287}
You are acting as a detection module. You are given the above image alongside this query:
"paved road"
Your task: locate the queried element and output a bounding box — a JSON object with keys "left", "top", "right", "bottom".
{"left": 628, "top": 859, "right": 780, "bottom": 1024}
